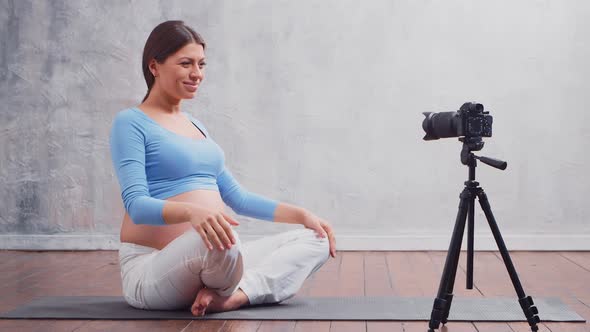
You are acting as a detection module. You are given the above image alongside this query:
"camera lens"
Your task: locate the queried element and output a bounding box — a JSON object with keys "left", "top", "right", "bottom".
{"left": 422, "top": 111, "right": 460, "bottom": 140}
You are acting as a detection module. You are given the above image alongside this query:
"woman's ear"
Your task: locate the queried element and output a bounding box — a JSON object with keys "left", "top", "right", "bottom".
{"left": 149, "top": 59, "right": 159, "bottom": 77}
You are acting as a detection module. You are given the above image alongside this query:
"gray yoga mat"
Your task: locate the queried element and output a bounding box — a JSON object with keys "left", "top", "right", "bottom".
{"left": 0, "top": 296, "right": 584, "bottom": 322}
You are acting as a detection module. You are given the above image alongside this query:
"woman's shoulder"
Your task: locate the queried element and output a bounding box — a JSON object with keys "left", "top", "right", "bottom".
{"left": 110, "top": 107, "right": 149, "bottom": 137}
{"left": 114, "top": 107, "right": 141, "bottom": 121}
{"left": 112, "top": 107, "right": 149, "bottom": 127}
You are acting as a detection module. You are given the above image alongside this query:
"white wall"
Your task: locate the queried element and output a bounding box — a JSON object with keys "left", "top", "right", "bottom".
{"left": 1, "top": 0, "right": 589, "bottom": 250}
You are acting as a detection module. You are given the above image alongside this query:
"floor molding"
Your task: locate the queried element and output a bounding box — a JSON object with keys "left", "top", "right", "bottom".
{"left": 1, "top": 233, "right": 588, "bottom": 251}
{"left": 332, "top": 233, "right": 590, "bottom": 251}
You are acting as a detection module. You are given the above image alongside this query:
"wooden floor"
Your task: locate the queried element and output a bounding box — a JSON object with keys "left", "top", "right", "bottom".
{"left": 0, "top": 250, "right": 589, "bottom": 332}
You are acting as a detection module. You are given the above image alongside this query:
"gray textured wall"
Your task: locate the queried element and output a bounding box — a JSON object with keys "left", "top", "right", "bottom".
{"left": 1, "top": 0, "right": 589, "bottom": 250}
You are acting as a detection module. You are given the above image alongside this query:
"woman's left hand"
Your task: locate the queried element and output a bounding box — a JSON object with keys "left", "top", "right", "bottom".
{"left": 301, "top": 211, "right": 337, "bottom": 258}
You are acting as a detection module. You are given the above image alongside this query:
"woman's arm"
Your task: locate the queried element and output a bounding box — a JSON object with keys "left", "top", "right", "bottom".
{"left": 216, "top": 167, "right": 279, "bottom": 221}
{"left": 274, "top": 202, "right": 337, "bottom": 258}
{"left": 110, "top": 111, "right": 167, "bottom": 225}
{"left": 216, "top": 166, "right": 336, "bottom": 257}
{"left": 161, "top": 201, "right": 203, "bottom": 225}
{"left": 273, "top": 202, "right": 307, "bottom": 224}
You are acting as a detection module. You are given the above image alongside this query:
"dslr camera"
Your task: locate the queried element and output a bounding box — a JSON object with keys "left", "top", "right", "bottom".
{"left": 422, "top": 102, "right": 493, "bottom": 141}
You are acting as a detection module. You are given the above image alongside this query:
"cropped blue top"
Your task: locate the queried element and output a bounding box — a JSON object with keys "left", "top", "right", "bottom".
{"left": 109, "top": 107, "right": 278, "bottom": 225}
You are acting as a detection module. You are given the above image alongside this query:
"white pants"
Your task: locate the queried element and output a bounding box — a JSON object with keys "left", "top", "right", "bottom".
{"left": 118, "top": 228, "right": 329, "bottom": 310}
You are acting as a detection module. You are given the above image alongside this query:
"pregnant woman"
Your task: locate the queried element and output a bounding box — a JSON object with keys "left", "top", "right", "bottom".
{"left": 109, "top": 20, "right": 336, "bottom": 316}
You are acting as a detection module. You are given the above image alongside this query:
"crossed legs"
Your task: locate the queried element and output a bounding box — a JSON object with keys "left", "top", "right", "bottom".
{"left": 119, "top": 227, "right": 330, "bottom": 314}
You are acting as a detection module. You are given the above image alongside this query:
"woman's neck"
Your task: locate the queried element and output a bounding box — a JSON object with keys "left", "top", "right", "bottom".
{"left": 141, "top": 87, "right": 182, "bottom": 115}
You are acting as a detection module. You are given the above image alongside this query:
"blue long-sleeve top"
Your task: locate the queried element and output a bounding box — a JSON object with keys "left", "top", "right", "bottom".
{"left": 109, "top": 107, "right": 278, "bottom": 225}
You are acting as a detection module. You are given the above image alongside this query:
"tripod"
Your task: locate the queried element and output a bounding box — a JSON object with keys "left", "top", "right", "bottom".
{"left": 427, "top": 140, "right": 541, "bottom": 332}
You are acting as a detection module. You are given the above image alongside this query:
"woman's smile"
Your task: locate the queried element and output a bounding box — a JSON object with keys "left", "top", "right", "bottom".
{"left": 183, "top": 81, "right": 198, "bottom": 92}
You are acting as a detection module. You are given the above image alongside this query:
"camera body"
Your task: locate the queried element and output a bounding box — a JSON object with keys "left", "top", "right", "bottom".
{"left": 458, "top": 102, "right": 493, "bottom": 139}
{"left": 422, "top": 102, "right": 493, "bottom": 141}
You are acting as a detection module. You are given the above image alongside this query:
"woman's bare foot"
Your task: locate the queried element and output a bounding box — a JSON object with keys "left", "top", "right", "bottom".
{"left": 191, "top": 287, "right": 250, "bottom": 316}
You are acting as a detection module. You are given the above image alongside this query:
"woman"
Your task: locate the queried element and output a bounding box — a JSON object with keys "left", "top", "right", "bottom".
{"left": 109, "top": 20, "right": 336, "bottom": 316}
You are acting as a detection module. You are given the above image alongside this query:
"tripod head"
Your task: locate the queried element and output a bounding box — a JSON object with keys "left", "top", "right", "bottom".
{"left": 459, "top": 137, "right": 507, "bottom": 170}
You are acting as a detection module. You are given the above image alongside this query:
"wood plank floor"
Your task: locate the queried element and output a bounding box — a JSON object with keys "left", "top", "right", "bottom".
{"left": 0, "top": 250, "right": 588, "bottom": 332}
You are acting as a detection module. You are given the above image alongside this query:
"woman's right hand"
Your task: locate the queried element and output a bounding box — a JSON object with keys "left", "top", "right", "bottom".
{"left": 189, "top": 206, "right": 240, "bottom": 251}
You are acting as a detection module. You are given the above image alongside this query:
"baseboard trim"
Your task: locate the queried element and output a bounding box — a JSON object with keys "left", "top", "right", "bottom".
{"left": 1, "top": 233, "right": 588, "bottom": 251}
{"left": 0, "top": 234, "right": 121, "bottom": 251}
{"left": 330, "top": 233, "right": 590, "bottom": 251}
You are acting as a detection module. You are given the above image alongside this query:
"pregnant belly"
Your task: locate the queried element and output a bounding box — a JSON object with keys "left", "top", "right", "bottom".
{"left": 119, "top": 189, "right": 227, "bottom": 250}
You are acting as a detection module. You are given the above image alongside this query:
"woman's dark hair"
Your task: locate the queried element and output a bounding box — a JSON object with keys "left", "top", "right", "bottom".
{"left": 141, "top": 20, "right": 206, "bottom": 102}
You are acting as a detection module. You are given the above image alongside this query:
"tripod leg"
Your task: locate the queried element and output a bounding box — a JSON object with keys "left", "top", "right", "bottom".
{"left": 440, "top": 191, "right": 472, "bottom": 325}
{"left": 428, "top": 188, "right": 471, "bottom": 332}
{"left": 477, "top": 190, "right": 541, "bottom": 332}
{"left": 466, "top": 190, "right": 475, "bottom": 289}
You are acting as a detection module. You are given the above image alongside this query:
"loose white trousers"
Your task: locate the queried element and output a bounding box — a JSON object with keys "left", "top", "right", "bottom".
{"left": 119, "top": 228, "right": 330, "bottom": 310}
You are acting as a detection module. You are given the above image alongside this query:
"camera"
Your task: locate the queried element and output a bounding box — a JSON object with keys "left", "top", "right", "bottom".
{"left": 422, "top": 102, "right": 493, "bottom": 141}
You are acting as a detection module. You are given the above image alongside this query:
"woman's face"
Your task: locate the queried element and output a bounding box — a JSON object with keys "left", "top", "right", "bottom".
{"left": 149, "top": 42, "right": 206, "bottom": 100}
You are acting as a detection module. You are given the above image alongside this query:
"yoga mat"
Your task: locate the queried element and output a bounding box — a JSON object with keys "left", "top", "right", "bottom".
{"left": 0, "top": 296, "right": 584, "bottom": 322}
